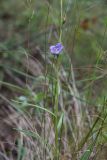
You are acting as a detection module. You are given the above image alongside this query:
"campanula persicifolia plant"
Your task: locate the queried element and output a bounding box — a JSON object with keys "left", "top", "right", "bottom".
{"left": 49, "top": 42, "right": 64, "bottom": 159}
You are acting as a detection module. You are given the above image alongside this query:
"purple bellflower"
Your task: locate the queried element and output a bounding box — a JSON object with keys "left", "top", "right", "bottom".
{"left": 50, "top": 43, "right": 64, "bottom": 56}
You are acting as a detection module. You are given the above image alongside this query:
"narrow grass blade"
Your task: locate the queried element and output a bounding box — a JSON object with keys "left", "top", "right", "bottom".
{"left": 12, "top": 100, "right": 56, "bottom": 117}
{"left": 57, "top": 113, "right": 64, "bottom": 132}
{"left": 17, "top": 140, "right": 26, "bottom": 160}
{"left": 0, "top": 81, "right": 27, "bottom": 93}
{"left": 80, "top": 143, "right": 94, "bottom": 160}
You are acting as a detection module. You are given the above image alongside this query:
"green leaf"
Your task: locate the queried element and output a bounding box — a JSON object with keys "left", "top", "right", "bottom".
{"left": 57, "top": 113, "right": 64, "bottom": 132}
{"left": 80, "top": 143, "right": 94, "bottom": 160}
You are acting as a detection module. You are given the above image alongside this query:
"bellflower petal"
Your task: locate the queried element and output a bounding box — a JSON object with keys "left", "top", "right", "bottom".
{"left": 50, "top": 43, "right": 64, "bottom": 55}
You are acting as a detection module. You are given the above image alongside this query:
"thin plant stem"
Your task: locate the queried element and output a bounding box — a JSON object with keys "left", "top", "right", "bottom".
{"left": 54, "top": 59, "right": 59, "bottom": 159}
{"left": 54, "top": 0, "right": 63, "bottom": 159}
{"left": 59, "top": 0, "right": 63, "bottom": 42}
{"left": 43, "top": 3, "right": 50, "bottom": 160}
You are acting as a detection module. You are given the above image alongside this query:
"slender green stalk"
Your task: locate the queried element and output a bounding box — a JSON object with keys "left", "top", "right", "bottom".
{"left": 54, "top": 0, "right": 63, "bottom": 159}
{"left": 54, "top": 60, "right": 59, "bottom": 159}
{"left": 43, "top": 3, "right": 50, "bottom": 159}
{"left": 59, "top": 0, "right": 63, "bottom": 42}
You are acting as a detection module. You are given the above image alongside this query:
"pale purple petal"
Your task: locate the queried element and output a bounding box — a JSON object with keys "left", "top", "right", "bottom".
{"left": 50, "top": 46, "right": 56, "bottom": 53}
{"left": 50, "top": 43, "right": 64, "bottom": 55}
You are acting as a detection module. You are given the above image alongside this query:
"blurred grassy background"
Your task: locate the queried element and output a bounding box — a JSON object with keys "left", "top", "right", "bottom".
{"left": 0, "top": 0, "right": 107, "bottom": 160}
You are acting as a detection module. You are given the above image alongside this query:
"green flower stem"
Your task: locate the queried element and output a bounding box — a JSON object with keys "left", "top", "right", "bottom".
{"left": 54, "top": 59, "right": 60, "bottom": 160}
{"left": 54, "top": 0, "right": 63, "bottom": 159}
{"left": 59, "top": 0, "right": 63, "bottom": 42}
